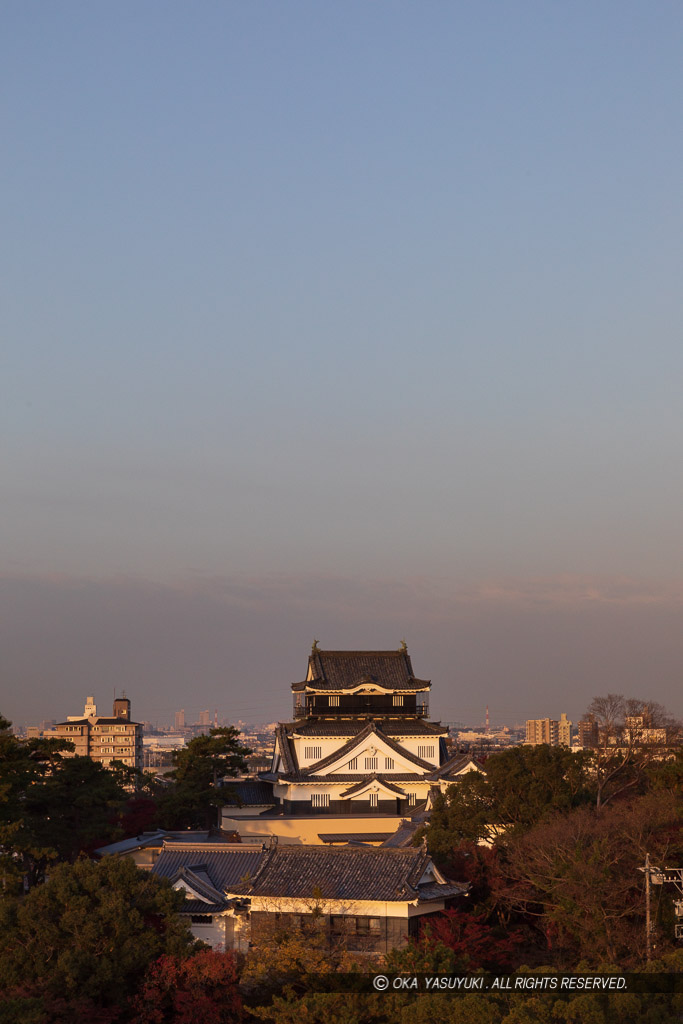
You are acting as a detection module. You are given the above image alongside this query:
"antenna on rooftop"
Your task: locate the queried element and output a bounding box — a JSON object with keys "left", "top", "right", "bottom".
{"left": 486, "top": 705, "right": 490, "bottom": 734}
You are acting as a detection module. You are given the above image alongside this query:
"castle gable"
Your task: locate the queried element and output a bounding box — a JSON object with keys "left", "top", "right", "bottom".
{"left": 305, "top": 722, "right": 436, "bottom": 777}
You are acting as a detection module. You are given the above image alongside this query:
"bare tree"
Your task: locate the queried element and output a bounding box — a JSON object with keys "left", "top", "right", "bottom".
{"left": 585, "top": 694, "right": 681, "bottom": 809}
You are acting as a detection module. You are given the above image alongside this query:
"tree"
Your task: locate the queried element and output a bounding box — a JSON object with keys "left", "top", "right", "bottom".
{"left": 23, "top": 755, "right": 129, "bottom": 866}
{"left": 420, "top": 745, "right": 592, "bottom": 861}
{"left": 0, "top": 856, "right": 195, "bottom": 1015}
{"left": 420, "top": 906, "right": 525, "bottom": 971}
{"left": 161, "top": 728, "right": 251, "bottom": 829}
{"left": 0, "top": 716, "right": 91, "bottom": 889}
{"left": 584, "top": 694, "right": 682, "bottom": 809}
{"left": 130, "top": 949, "right": 242, "bottom": 1024}
{"left": 242, "top": 911, "right": 360, "bottom": 995}
{"left": 494, "top": 790, "right": 683, "bottom": 967}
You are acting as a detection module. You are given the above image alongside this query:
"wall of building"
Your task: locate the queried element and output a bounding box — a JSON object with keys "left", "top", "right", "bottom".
{"left": 186, "top": 913, "right": 230, "bottom": 950}
{"left": 249, "top": 909, "right": 410, "bottom": 952}
{"left": 221, "top": 812, "right": 405, "bottom": 845}
{"left": 186, "top": 911, "right": 249, "bottom": 954}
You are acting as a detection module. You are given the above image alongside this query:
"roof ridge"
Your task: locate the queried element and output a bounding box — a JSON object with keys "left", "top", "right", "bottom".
{"left": 271, "top": 843, "right": 420, "bottom": 855}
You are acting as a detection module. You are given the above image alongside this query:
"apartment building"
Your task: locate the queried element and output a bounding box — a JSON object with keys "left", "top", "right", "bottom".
{"left": 50, "top": 696, "right": 143, "bottom": 770}
{"left": 525, "top": 712, "right": 572, "bottom": 748}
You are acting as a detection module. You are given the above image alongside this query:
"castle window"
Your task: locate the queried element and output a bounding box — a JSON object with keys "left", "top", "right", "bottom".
{"left": 417, "top": 745, "right": 435, "bottom": 760}
{"left": 357, "top": 917, "right": 382, "bottom": 934}
{"left": 329, "top": 695, "right": 340, "bottom": 706}
{"left": 365, "top": 757, "right": 378, "bottom": 770}
{"left": 348, "top": 758, "right": 358, "bottom": 770}
{"left": 393, "top": 695, "right": 404, "bottom": 706}
{"left": 369, "top": 793, "right": 379, "bottom": 807}
{"left": 311, "top": 793, "right": 330, "bottom": 808}
{"left": 384, "top": 757, "right": 394, "bottom": 769}
{"left": 191, "top": 915, "right": 213, "bottom": 924}
{"left": 304, "top": 746, "right": 322, "bottom": 760}
{"left": 408, "top": 793, "right": 417, "bottom": 806}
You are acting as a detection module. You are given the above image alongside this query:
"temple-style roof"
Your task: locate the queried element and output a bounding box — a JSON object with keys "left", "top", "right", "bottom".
{"left": 152, "top": 841, "right": 266, "bottom": 900}
{"left": 289, "top": 719, "right": 448, "bottom": 737}
{"left": 340, "top": 774, "right": 407, "bottom": 798}
{"left": 287, "top": 773, "right": 431, "bottom": 784}
{"left": 248, "top": 844, "right": 466, "bottom": 903}
{"left": 291, "top": 649, "right": 430, "bottom": 693}
{"left": 222, "top": 780, "right": 276, "bottom": 807}
{"left": 425, "top": 753, "right": 484, "bottom": 780}
{"left": 273, "top": 724, "right": 298, "bottom": 775}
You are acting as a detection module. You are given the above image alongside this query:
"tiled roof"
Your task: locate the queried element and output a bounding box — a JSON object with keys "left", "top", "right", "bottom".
{"left": 289, "top": 719, "right": 448, "bottom": 737}
{"left": 248, "top": 845, "right": 434, "bottom": 902}
{"left": 417, "top": 881, "right": 468, "bottom": 900}
{"left": 425, "top": 754, "right": 485, "bottom": 780}
{"left": 177, "top": 898, "right": 227, "bottom": 914}
{"left": 291, "top": 650, "right": 430, "bottom": 692}
{"left": 173, "top": 866, "right": 227, "bottom": 906}
{"left": 152, "top": 843, "right": 265, "bottom": 896}
{"left": 299, "top": 773, "right": 430, "bottom": 784}
{"left": 95, "top": 829, "right": 235, "bottom": 858}
{"left": 381, "top": 823, "right": 421, "bottom": 848}
{"left": 222, "top": 780, "right": 276, "bottom": 806}
{"left": 274, "top": 725, "right": 298, "bottom": 774}
{"left": 95, "top": 830, "right": 169, "bottom": 856}
{"left": 340, "top": 774, "right": 407, "bottom": 797}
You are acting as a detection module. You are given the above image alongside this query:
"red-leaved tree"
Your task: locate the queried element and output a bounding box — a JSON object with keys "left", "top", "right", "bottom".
{"left": 130, "top": 949, "right": 242, "bottom": 1024}
{"left": 422, "top": 907, "right": 525, "bottom": 971}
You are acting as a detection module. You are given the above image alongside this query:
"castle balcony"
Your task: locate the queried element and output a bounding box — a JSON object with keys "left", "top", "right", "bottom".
{"left": 293, "top": 695, "right": 429, "bottom": 720}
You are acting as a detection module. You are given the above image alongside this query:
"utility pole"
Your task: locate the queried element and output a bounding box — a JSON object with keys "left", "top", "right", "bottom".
{"left": 645, "top": 852, "right": 652, "bottom": 962}
{"left": 639, "top": 859, "right": 683, "bottom": 953}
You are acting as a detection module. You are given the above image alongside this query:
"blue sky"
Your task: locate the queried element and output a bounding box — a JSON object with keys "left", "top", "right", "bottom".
{"left": 3, "top": 3, "right": 683, "bottom": 726}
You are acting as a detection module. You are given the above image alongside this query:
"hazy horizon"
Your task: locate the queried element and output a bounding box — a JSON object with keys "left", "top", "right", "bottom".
{"left": 3, "top": 4, "right": 683, "bottom": 730}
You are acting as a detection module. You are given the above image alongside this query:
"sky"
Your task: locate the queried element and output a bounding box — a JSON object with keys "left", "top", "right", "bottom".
{"left": 2, "top": 2, "right": 683, "bottom": 729}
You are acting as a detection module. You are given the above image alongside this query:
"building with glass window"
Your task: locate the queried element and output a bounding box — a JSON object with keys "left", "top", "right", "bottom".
{"left": 50, "top": 696, "right": 143, "bottom": 770}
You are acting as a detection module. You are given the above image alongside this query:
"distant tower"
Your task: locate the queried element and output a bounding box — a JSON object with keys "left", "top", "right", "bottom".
{"left": 214, "top": 708, "right": 218, "bottom": 728}
{"left": 485, "top": 705, "right": 490, "bottom": 734}
{"left": 199, "top": 710, "right": 210, "bottom": 727}
{"left": 175, "top": 709, "right": 185, "bottom": 731}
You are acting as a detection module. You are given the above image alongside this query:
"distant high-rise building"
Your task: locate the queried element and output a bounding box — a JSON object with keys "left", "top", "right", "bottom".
{"left": 558, "top": 712, "right": 572, "bottom": 747}
{"left": 578, "top": 715, "right": 599, "bottom": 748}
{"left": 526, "top": 718, "right": 557, "bottom": 746}
{"left": 175, "top": 709, "right": 185, "bottom": 730}
{"left": 48, "top": 697, "right": 143, "bottom": 770}
{"left": 199, "top": 710, "right": 210, "bottom": 727}
{"left": 525, "top": 713, "right": 572, "bottom": 747}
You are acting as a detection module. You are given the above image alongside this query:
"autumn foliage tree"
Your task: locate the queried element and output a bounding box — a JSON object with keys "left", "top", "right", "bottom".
{"left": 130, "top": 949, "right": 242, "bottom": 1024}
{"left": 494, "top": 790, "right": 683, "bottom": 966}
{"left": 0, "top": 857, "right": 196, "bottom": 1019}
